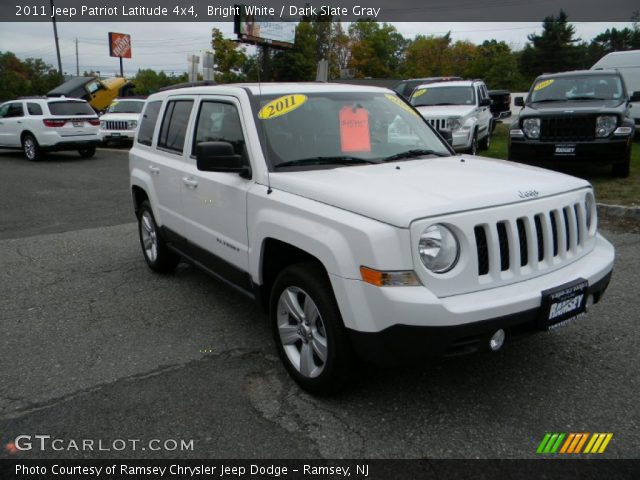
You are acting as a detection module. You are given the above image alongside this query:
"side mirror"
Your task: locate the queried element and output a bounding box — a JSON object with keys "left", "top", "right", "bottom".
{"left": 480, "top": 98, "right": 492, "bottom": 107}
{"left": 514, "top": 96, "right": 525, "bottom": 107}
{"left": 196, "top": 141, "right": 251, "bottom": 178}
{"left": 630, "top": 91, "right": 640, "bottom": 102}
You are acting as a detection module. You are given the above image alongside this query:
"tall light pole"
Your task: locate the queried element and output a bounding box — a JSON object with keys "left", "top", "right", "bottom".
{"left": 50, "top": 0, "right": 63, "bottom": 79}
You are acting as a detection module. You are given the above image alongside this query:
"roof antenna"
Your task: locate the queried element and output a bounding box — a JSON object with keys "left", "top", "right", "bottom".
{"left": 256, "top": 46, "right": 272, "bottom": 195}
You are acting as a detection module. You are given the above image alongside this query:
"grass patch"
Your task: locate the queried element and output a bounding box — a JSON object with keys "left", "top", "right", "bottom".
{"left": 484, "top": 122, "right": 640, "bottom": 207}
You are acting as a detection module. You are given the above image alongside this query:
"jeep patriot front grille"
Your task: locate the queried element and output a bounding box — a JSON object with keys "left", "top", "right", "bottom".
{"left": 540, "top": 116, "right": 595, "bottom": 141}
{"left": 474, "top": 202, "right": 587, "bottom": 277}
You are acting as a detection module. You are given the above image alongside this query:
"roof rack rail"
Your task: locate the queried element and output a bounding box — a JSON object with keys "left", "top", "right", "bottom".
{"left": 158, "top": 80, "right": 216, "bottom": 92}
{"left": 17, "top": 96, "right": 48, "bottom": 100}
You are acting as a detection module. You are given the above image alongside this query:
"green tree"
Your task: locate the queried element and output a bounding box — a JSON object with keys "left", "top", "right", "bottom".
{"left": 466, "top": 40, "right": 523, "bottom": 90}
{"left": 210, "top": 27, "right": 249, "bottom": 83}
{"left": 0, "top": 52, "right": 61, "bottom": 101}
{"left": 400, "top": 33, "right": 452, "bottom": 78}
{"left": 348, "top": 20, "right": 406, "bottom": 78}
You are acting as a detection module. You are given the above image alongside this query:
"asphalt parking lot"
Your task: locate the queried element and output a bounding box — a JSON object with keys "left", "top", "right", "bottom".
{"left": 0, "top": 148, "right": 639, "bottom": 459}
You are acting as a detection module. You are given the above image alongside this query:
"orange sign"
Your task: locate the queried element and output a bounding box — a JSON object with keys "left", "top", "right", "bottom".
{"left": 339, "top": 106, "right": 371, "bottom": 152}
{"left": 109, "top": 32, "right": 132, "bottom": 58}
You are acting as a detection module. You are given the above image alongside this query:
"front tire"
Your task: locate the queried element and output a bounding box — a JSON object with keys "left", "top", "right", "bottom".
{"left": 22, "top": 134, "right": 41, "bottom": 161}
{"left": 467, "top": 131, "right": 478, "bottom": 155}
{"left": 479, "top": 130, "right": 491, "bottom": 151}
{"left": 78, "top": 146, "right": 96, "bottom": 158}
{"left": 137, "top": 200, "right": 180, "bottom": 273}
{"left": 270, "top": 262, "right": 353, "bottom": 395}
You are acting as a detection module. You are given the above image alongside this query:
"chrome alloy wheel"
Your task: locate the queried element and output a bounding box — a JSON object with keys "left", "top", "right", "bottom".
{"left": 24, "top": 137, "right": 36, "bottom": 160}
{"left": 276, "top": 286, "right": 328, "bottom": 378}
{"left": 140, "top": 211, "right": 159, "bottom": 262}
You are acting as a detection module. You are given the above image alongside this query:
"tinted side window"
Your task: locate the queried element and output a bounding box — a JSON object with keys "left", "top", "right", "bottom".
{"left": 158, "top": 100, "right": 193, "bottom": 153}
{"left": 0, "top": 104, "right": 9, "bottom": 118}
{"left": 7, "top": 103, "right": 24, "bottom": 118}
{"left": 193, "top": 102, "right": 246, "bottom": 159}
{"left": 137, "top": 101, "right": 162, "bottom": 146}
{"left": 27, "top": 103, "right": 43, "bottom": 115}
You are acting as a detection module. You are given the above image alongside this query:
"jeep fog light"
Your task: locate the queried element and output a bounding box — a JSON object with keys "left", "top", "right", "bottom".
{"left": 522, "top": 118, "right": 540, "bottom": 139}
{"left": 490, "top": 329, "right": 506, "bottom": 351}
{"left": 360, "top": 266, "right": 421, "bottom": 287}
{"left": 418, "top": 224, "right": 460, "bottom": 273}
{"left": 595, "top": 115, "right": 617, "bottom": 137}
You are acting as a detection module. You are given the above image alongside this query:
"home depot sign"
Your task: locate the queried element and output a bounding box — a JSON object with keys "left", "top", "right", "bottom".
{"left": 109, "top": 32, "right": 132, "bottom": 58}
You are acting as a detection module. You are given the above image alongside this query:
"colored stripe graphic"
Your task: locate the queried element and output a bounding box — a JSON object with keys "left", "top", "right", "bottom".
{"left": 538, "top": 433, "right": 613, "bottom": 454}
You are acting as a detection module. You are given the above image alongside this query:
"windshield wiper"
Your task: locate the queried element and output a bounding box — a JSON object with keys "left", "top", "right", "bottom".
{"left": 274, "top": 156, "right": 379, "bottom": 169}
{"left": 382, "top": 149, "right": 449, "bottom": 162}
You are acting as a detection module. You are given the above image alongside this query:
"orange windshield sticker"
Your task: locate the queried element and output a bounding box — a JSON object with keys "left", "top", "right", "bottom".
{"left": 339, "top": 106, "right": 371, "bottom": 152}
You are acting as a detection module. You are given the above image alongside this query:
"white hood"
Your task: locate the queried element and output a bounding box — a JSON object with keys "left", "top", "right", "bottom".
{"left": 269, "top": 156, "right": 590, "bottom": 228}
{"left": 100, "top": 112, "right": 141, "bottom": 122}
{"left": 416, "top": 105, "right": 476, "bottom": 118}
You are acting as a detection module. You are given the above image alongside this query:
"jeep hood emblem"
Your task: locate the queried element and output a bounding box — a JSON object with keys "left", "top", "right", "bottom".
{"left": 518, "top": 189, "right": 540, "bottom": 199}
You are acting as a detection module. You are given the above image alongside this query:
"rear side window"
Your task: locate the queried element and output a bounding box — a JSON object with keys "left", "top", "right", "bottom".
{"left": 137, "top": 100, "right": 162, "bottom": 146}
{"left": 157, "top": 100, "right": 194, "bottom": 153}
{"left": 48, "top": 101, "right": 94, "bottom": 116}
{"left": 7, "top": 103, "right": 24, "bottom": 118}
{"left": 27, "top": 103, "right": 43, "bottom": 115}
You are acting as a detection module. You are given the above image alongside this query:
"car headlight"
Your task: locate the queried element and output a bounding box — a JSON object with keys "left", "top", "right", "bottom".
{"left": 100, "top": 121, "right": 106, "bottom": 129}
{"left": 446, "top": 117, "right": 462, "bottom": 131}
{"left": 522, "top": 118, "right": 540, "bottom": 139}
{"left": 585, "top": 191, "right": 597, "bottom": 234}
{"left": 595, "top": 115, "right": 617, "bottom": 138}
{"left": 127, "top": 120, "right": 138, "bottom": 129}
{"left": 418, "top": 224, "right": 460, "bottom": 273}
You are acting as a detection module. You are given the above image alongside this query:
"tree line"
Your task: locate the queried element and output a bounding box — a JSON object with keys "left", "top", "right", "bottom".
{"left": 1, "top": 10, "right": 639, "bottom": 101}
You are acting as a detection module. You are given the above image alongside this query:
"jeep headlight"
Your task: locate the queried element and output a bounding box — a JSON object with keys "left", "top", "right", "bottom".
{"left": 127, "top": 120, "right": 138, "bottom": 129}
{"left": 100, "top": 121, "right": 106, "bottom": 129}
{"left": 446, "top": 117, "right": 462, "bottom": 131}
{"left": 418, "top": 224, "right": 460, "bottom": 273}
{"left": 595, "top": 115, "right": 616, "bottom": 138}
{"left": 522, "top": 118, "right": 541, "bottom": 139}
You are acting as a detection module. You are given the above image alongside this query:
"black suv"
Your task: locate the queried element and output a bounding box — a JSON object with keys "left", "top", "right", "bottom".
{"left": 394, "top": 77, "right": 462, "bottom": 99}
{"left": 509, "top": 70, "right": 639, "bottom": 177}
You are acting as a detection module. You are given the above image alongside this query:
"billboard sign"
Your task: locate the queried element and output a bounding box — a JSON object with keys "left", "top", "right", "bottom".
{"left": 109, "top": 32, "right": 132, "bottom": 58}
{"left": 234, "top": 5, "right": 295, "bottom": 48}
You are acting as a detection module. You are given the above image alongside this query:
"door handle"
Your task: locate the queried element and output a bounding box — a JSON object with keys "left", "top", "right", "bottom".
{"left": 148, "top": 165, "right": 160, "bottom": 175}
{"left": 182, "top": 177, "right": 198, "bottom": 188}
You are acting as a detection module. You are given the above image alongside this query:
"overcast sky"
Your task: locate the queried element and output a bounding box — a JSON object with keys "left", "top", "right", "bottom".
{"left": 0, "top": 22, "right": 634, "bottom": 77}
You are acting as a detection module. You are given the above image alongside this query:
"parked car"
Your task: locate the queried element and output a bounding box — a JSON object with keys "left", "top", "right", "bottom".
{"left": 409, "top": 79, "right": 493, "bottom": 154}
{"left": 99, "top": 97, "right": 146, "bottom": 145}
{"left": 394, "top": 77, "right": 462, "bottom": 99}
{"left": 0, "top": 97, "right": 100, "bottom": 161}
{"left": 47, "top": 76, "right": 135, "bottom": 113}
{"left": 488, "top": 89, "right": 512, "bottom": 120}
{"left": 591, "top": 49, "right": 640, "bottom": 134}
{"left": 509, "top": 70, "right": 638, "bottom": 177}
{"left": 129, "top": 82, "right": 613, "bottom": 394}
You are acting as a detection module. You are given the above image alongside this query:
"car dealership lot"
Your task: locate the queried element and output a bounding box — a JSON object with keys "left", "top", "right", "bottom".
{"left": 0, "top": 149, "right": 639, "bottom": 459}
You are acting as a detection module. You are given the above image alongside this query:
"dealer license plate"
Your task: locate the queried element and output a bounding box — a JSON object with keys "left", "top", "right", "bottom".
{"left": 554, "top": 144, "right": 576, "bottom": 156}
{"left": 111, "top": 133, "right": 121, "bottom": 137}
{"left": 72, "top": 121, "right": 83, "bottom": 127}
{"left": 540, "top": 278, "right": 588, "bottom": 330}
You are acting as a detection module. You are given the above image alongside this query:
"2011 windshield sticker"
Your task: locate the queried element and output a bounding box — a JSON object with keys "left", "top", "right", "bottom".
{"left": 413, "top": 89, "right": 427, "bottom": 98}
{"left": 258, "top": 94, "right": 307, "bottom": 120}
{"left": 384, "top": 94, "right": 420, "bottom": 116}
{"left": 534, "top": 79, "right": 554, "bottom": 91}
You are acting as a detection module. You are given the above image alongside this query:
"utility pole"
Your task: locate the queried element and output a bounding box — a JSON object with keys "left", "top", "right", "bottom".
{"left": 50, "top": 0, "right": 63, "bottom": 80}
{"left": 75, "top": 37, "right": 79, "bottom": 76}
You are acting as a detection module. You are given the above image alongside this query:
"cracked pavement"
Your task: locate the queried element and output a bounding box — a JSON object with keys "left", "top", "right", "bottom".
{"left": 0, "top": 149, "right": 639, "bottom": 459}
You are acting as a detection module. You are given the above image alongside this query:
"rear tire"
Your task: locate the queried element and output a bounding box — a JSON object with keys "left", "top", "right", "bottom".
{"left": 22, "top": 134, "right": 41, "bottom": 161}
{"left": 270, "top": 262, "right": 353, "bottom": 395}
{"left": 137, "top": 200, "right": 180, "bottom": 273}
{"left": 78, "top": 146, "right": 96, "bottom": 158}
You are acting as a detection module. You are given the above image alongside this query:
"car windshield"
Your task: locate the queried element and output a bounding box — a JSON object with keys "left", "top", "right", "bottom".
{"left": 528, "top": 74, "right": 625, "bottom": 102}
{"left": 48, "top": 101, "right": 95, "bottom": 116}
{"left": 410, "top": 86, "right": 475, "bottom": 107}
{"left": 254, "top": 91, "right": 451, "bottom": 168}
{"left": 107, "top": 100, "right": 145, "bottom": 113}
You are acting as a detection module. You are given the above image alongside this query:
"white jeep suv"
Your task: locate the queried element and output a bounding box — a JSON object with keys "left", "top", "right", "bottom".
{"left": 99, "top": 98, "right": 146, "bottom": 144}
{"left": 0, "top": 97, "right": 100, "bottom": 161}
{"left": 129, "top": 83, "right": 614, "bottom": 394}
{"left": 410, "top": 80, "right": 493, "bottom": 155}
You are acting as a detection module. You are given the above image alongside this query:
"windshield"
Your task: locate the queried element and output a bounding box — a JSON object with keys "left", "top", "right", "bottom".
{"left": 107, "top": 100, "right": 145, "bottom": 113}
{"left": 528, "top": 74, "right": 625, "bottom": 102}
{"left": 255, "top": 92, "right": 451, "bottom": 168}
{"left": 410, "top": 86, "right": 475, "bottom": 107}
{"left": 48, "top": 101, "right": 95, "bottom": 116}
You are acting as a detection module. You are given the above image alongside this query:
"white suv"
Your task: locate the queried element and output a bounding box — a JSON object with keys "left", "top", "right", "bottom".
{"left": 129, "top": 83, "right": 614, "bottom": 394}
{"left": 410, "top": 80, "right": 493, "bottom": 155}
{"left": 99, "top": 98, "right": 146, "bottom": 144}
{"left": 0, "top": 97, "right": 100, "bottom": 161}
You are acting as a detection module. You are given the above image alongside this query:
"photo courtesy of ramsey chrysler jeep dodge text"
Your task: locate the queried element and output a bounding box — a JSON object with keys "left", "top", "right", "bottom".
{"left": 129, "top": 83, "right": 614, "bottom": 394}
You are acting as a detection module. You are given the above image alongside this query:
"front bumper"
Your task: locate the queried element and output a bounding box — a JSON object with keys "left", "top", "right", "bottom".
{"left": 509, "top": 136, "right": 631, "bottom": 166}
{"left": 330, "top": 234, "right": 614, "bottom": 363}
{"left": 99, "top": 130, "right": 135, "bottom": 141}
{"left": 451, "top": 129, "right": 472, "bottom": 150}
